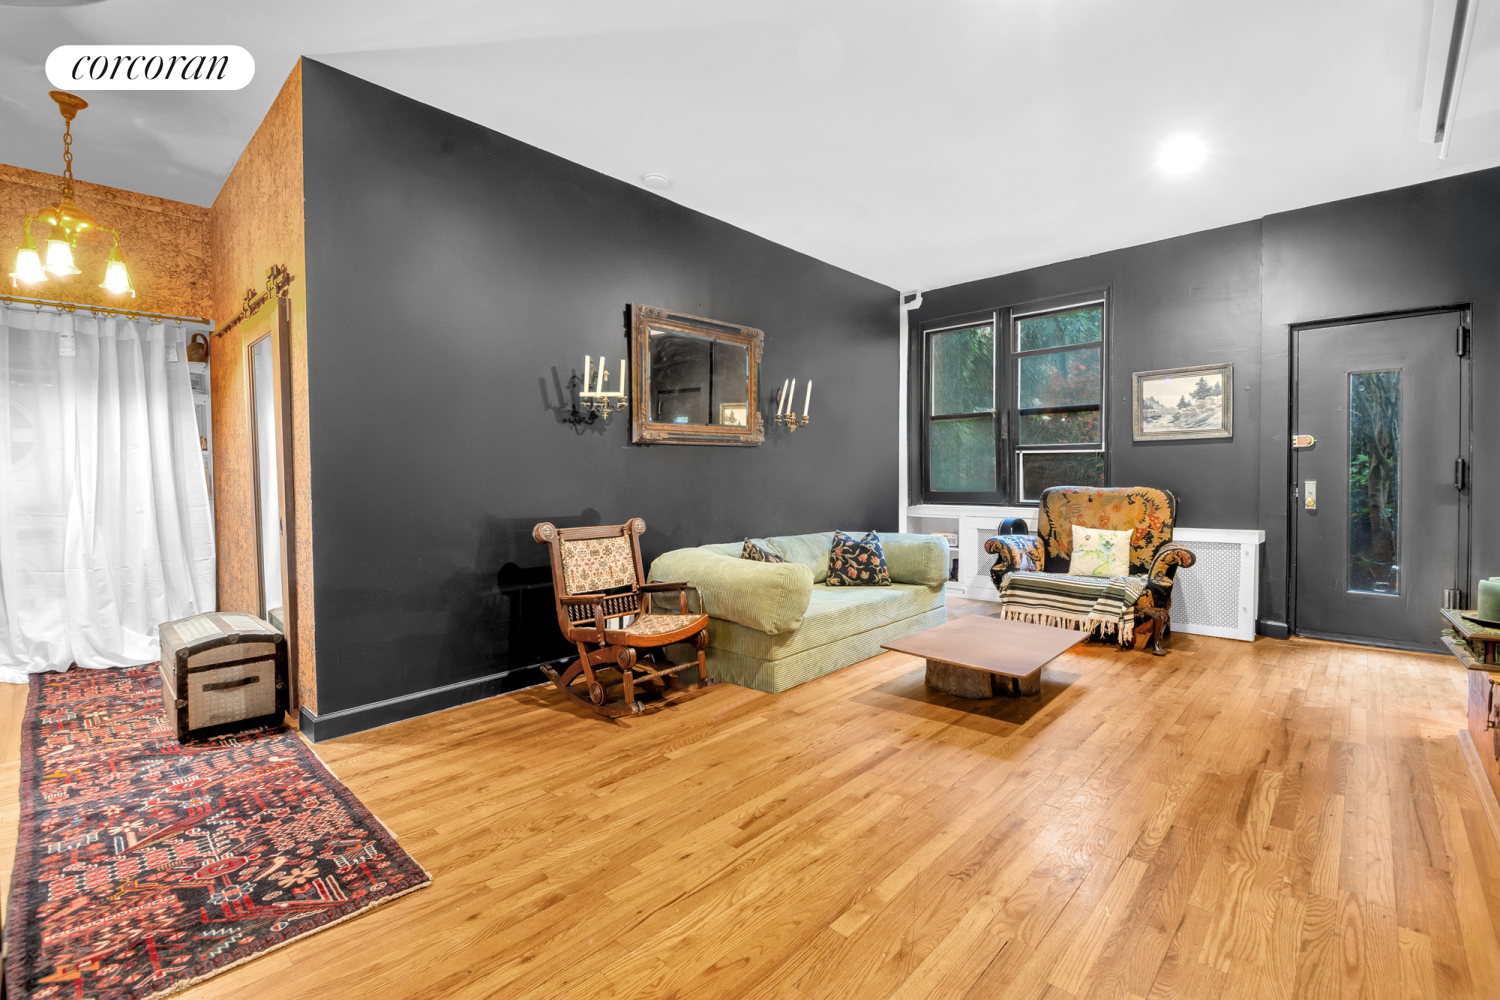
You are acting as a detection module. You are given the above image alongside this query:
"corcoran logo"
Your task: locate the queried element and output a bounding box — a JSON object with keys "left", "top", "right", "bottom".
{"left": 45, "top": 46, "right": 254, "bottom": 91}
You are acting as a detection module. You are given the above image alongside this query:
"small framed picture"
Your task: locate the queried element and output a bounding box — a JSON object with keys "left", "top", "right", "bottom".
{"left": 718, "top": 403, "right": 749, "bottom": 427}
{"left": 1132, "top": 363, "right": 1232, "bottom": 441}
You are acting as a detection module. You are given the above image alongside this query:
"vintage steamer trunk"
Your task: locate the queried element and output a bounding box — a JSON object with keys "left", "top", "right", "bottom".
{"left": 159, "top": 612, "right": 289, "bottom": 741}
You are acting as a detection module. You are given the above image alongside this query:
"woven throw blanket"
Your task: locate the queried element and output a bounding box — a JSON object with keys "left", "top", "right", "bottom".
{"left": 998, "top": 571, "right": 1148, "bottom": 644}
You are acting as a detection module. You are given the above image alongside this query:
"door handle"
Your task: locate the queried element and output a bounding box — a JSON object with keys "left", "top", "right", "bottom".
{"left": 1456, "top": 459, "right": 1468, "bottom": 491}
{"left": 1303, "top": 480, "right": 1317, "bottom": 510}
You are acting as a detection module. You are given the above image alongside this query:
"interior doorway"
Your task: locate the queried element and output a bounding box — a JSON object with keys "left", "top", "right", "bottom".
{"left": 1290, "top": 308, "right": 1470, "bottom": 652}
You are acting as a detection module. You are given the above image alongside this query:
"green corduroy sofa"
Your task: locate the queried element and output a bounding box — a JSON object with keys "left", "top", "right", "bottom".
{"left": 646, "top": 532, "right": 949, "bottom": 694}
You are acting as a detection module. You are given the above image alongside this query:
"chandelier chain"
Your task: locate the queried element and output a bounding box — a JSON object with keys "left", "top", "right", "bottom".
{"left": 61, "top": 117, "right": 74, "bottom": 200}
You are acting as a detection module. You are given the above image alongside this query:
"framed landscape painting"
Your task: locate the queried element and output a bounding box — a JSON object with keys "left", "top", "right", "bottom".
{"left": 1132, "top": 363, "right": 1233, "bottom": 441}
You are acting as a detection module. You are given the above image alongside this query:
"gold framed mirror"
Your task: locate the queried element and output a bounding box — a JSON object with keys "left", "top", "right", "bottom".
{"left": 629, "top": 304, "right": 764, "bottom": 445}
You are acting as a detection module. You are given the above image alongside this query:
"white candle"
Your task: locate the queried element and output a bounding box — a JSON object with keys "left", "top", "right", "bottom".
{"left": 599, "top": 355, "right": 607, "bottom": 392}
{"left": 779, "top": 378, "right": 789, "bottom": 415}
{"left": 787, "top": 379, "right": 796, "bottom": 418}
{"left": 619, "top": 357, "right": 627, "bottom": 396}
{"left": 583, "top": 355, "right": 592, "bottom": 393}
{"left": 803, "top": 379, "right": 812, "bottom": 417}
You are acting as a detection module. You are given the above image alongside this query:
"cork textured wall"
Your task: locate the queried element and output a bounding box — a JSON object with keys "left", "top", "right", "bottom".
{"left": 208, "top": 61, "right": 316, "bottom": 712}
{"left": 0, "top": 162, "right": 210, "bottom": 318}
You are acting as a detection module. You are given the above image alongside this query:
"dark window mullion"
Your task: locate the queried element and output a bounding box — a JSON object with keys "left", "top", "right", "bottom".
{"left": 1018, "top": 403, "right": 1099, "bottom": 416}
{"left": 930, "top": 410, "right": 997, "bottom": 422}
{"left": 1013, "top": 340, "right": 1102, "bottom": 360}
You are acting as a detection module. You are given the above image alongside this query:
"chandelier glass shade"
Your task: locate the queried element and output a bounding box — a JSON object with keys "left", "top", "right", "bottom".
{"left": 9, "top": 91, "right": 134, "bottom": 297}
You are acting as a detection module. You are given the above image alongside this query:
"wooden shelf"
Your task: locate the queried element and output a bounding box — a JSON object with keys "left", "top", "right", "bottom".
{"left": 1442, "top": 608, "right": 1500, "bottom": 664}
{"left": 1443, "top": 633, "right": 1496, "bottom": 673}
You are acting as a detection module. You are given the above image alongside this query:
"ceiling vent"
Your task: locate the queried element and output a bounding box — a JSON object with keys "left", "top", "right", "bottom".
{"left": 1418, "top": 0, "right": 1480, "bottom": 156}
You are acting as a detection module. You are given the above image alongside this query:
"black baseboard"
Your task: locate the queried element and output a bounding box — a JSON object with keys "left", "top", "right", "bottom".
{"left": 1257, "top": 620, "right": 1290, "bottom": 640}
{"left": 297, "top": 659, "right": 567, "bottom": 742}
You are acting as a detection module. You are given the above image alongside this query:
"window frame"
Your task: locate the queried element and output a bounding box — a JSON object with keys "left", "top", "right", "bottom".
{"left": 1011, "top": 298, "right": 1108, "bottom": 502}
{"left": 918, "top": 294, "right": 1110, "bottom": 506}
{"left": 920, "top": 312, "right": 1004, "bottom": 504}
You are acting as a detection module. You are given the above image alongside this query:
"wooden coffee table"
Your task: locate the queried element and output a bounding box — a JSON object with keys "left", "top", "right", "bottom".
{"left": 881, "top": 615, "right": 1084, "bottom": 699}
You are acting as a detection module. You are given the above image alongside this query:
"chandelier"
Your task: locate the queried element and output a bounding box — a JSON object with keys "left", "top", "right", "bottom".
{"left": 9, "top": 91, "right": 134, "bottom": 297}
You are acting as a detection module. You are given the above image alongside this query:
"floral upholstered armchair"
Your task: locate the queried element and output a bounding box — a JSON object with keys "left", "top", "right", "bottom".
{"left": 984, "top": 486, "right": 1195, "bottom": 655}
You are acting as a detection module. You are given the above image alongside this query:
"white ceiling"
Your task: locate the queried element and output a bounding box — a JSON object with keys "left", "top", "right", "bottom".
{"left": 1, "top": 0, "right": 1498, "bottom": 290}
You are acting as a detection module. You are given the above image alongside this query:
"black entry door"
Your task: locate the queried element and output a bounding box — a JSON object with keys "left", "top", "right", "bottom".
{"left": 1293, "top": 312, "right": 1468, "bottom": 652}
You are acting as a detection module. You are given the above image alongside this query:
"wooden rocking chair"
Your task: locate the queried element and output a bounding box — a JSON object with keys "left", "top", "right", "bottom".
{"left": 532, "top": 518, "right": 717, "bottom": 718}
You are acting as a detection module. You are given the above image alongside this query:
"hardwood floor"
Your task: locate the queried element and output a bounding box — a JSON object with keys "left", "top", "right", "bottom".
{"left": 3, "top": 599, "right": 1499, "bottom": 999}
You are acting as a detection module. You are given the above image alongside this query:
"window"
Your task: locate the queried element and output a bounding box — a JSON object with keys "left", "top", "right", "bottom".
{"left": 924, "top": 321, "right": 997, "bottom": 496}
{"left": 921, "top": 300, "right": 1106, "bottom": 504}
{"left": 1013, "top": 303, "right": 1105, "bottom": 501}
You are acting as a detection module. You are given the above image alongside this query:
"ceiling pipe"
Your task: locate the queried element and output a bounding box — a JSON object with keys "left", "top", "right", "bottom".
{"left": 898, "top": 289, "right": 923, "bottom": 531}
{"left": 1440, "top": 0, "right": 1481, "bottom": 160}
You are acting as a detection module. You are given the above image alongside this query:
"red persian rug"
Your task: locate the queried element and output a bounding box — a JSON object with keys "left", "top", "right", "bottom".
{"left": 5, "top": 666, "right": 431, "bottom": 999}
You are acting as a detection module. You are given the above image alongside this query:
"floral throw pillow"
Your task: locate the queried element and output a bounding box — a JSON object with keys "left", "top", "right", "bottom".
{"left": 1067, "top": 525, "right": 1133, "bottom": 578}
{"left": 741, "top": 538, "right": 785, "bottom": 563}
{"left": 826, "top": 530, "right": 891, "bottom": 587}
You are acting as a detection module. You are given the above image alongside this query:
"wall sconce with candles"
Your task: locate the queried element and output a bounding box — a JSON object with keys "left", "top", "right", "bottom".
{"left": 9, "top": 92, "right": 135, "bottom": 297}
{"left": 774, "top": 377, "right": 812, "bottom": 432}
{"left": 567, "top": 353, "right": 629, "bottom": 425}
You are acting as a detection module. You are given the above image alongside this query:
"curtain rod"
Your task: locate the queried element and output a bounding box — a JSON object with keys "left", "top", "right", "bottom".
{"left": 0, "top": 292, "right": 211, "bottom": 327}
{"left": 216, "top": 264, "right": 294, "bottom": 338}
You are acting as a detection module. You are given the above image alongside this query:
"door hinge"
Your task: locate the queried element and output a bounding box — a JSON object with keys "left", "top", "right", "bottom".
{"left": 1456, "top": 458, "right": 1468, "bottom": 490}
{"left": 1458, "top": 324, "right": 1471, "bottom": 357}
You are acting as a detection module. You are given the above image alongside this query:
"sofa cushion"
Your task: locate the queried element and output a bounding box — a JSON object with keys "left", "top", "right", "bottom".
{"left": 707, "top": 582, "right": 944, "bottom": 661}
{"left": 741, "top": 538, "right": 785, "bottom": 562}
{"left": 647, "top": 548, "right": 812, "bottom": 634}
{"left": 763, "top": 532, "right": 839, "bottom": 583}
{"left": 1067, "top": 525, "right": 1132, "bottom": 578}
{"left": 826, "top": 531, "right": 891, "bottom": 587}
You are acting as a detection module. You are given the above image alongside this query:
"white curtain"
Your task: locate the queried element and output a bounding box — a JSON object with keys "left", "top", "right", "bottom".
{"left": 0, "top": 303, "right": 215, "bottom": 682}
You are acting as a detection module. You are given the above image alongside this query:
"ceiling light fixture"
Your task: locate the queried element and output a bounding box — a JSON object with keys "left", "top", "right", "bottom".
{"left": 1155, "top": 134, "right": 1209, "bottom": 176}
{"left": 640, "top": 173, "right": 671, "bottom": 190}
{"left": 9, "top": 91, "right": 134, "bottom": 297}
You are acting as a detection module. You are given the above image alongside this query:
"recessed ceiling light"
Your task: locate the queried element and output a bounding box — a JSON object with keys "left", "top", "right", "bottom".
{"left": 1156, "top": 134, "right": 1208, "bottom": 176}
{"left": 641, "top": 173, "right": 671, "bottom": 190}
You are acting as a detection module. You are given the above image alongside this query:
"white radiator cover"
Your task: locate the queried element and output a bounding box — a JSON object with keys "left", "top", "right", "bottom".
{"left": 1168, "top": 528, "right": 1265, "bottom": 642}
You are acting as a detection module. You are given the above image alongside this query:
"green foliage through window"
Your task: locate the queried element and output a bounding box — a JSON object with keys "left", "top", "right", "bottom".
{"left": 930, "top": 326, "right": 994, "bottom": 415}
{"left": 922, "top": 302, "right": 1106, "bottom": 501}
{"left": 1016, "top": 308, "right": 1101, "bottom": 352}
{"left": 930, "top": 416, "right": 997, "bottom": 492}
{"left": 1348, "top": 370, "right": 1399, "bottom": 594}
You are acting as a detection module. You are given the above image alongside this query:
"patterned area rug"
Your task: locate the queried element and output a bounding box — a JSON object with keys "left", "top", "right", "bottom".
{"left": 5, "top": 667, "right": 430, "bottom": 1000}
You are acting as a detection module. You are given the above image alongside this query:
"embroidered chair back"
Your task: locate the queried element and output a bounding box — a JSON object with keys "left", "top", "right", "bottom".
{"left": 534, "top": 519, "right": 649, "bottom": 634}
{"left": 1034, "top": 487, "right": 1177, "bottom": 575}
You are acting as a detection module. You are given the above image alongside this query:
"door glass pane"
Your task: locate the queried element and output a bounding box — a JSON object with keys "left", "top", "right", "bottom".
{"left": 1018, "top": 346, "right": 1100, "bottom": 408}
{"left": 1348, "top": 370, "right": 1399, "bottom": 595}
{"left": 1019, "top": 451, "right": 1105, "bottom": 502}
{"left": 1016, "top": 306, "right": 1102, "bottom": 352}
{"left": 1019, "top": 410, "right": 1101, "bottom": 446}
{"left": 250, "top": 337, "right": 282, "bottom": 619}
{"left": 929, "top": 325, "right": 994, "bottom": 415}
{"left": 929, "top": 416, "right": 996, "bottom": 492}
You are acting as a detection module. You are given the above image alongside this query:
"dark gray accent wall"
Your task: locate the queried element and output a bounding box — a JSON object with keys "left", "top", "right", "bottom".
{"left": 1258, "top": 169, "right": 1500, "bottom": 631}
{"left": 909, "top": 166, "right": 1500, "bottom": 631}
{"left": 908, "top": 221, "right": 1264, "bottom": 527}
{"left": 299, "top": 61, "right": 898, "bottom": 729}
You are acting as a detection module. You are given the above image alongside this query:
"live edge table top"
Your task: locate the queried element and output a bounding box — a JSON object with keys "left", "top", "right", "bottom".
{"left": 881, "top": 614, "right": 1085, "bottom": 679}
